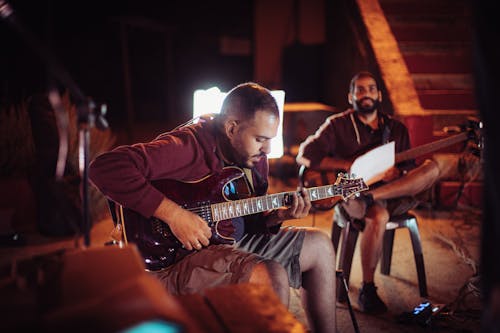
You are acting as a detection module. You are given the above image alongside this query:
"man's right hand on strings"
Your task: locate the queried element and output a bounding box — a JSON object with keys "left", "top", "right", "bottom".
{"left": 154, "top": 198, "right": 212, "bottom": 251}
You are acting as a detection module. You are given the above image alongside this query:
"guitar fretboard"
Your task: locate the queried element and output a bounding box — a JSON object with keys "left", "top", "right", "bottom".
{"left": 395, "top": 132, "right": 468, "bottom": 164}
{"left": 210, "top": 183, "right": 363, "bottom": 222}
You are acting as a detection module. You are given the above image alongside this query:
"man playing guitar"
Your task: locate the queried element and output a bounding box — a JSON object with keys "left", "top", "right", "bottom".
{"left": 90, "top": 82, "right": 338, "bottom": 333}
{"left": 296, "top": 71, "right": 480, "bottom": 314}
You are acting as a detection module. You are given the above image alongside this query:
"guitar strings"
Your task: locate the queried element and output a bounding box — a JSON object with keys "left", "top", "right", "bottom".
{"left": 184, "top": 188, "right": 343, "bottom": 215}
{"left": 184, "top": 184, "right": 359, "bottom": 220}
{"left": 183, "top": 191, "right": 301, "bottom": 216}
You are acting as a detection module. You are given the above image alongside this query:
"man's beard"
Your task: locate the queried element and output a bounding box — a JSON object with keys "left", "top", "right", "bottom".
{"left": 353, "top": 97, "right": 380, "bottom": 114}
{"left": 231, "top": 139, "right": 264, "bottom": 168}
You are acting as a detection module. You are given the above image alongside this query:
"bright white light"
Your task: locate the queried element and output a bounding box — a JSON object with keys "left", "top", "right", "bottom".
{"left": 193, "top": 87, "right": 285, "bottom": 159}
{"left": 193, "top": 87, "right": 226, "bottom": 120}
{"left": 269, "top": 90, "right": 285, "bottom": 159}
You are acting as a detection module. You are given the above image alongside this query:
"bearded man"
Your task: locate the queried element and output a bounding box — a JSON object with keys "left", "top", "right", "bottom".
{"left": 297, "top": 71, "right": 436, "bottom": 314}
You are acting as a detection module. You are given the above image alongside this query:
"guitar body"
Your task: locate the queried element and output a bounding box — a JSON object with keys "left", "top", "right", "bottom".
{"left": 118, "top": 166, "right": 367, "bottom": 271}
{"left": 121, "top": 167, "right": 249, "bottom": 271}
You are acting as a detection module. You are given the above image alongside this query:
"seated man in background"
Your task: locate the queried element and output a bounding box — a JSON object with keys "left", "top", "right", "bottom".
{"left": 89, "top": 82, "right": 337, "bottom": 333}
{"left": 296, "top": 71, "right": 475, "bottom": 314}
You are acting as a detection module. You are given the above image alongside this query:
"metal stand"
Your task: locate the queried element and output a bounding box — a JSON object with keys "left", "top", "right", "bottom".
{"left": 1, "top": 0, "right": 108, "bottom": 246}
{"left": 77, "top": 100, "right": 108, "bottom": 246}
{"left": 336, "top": 269, "right": 360, "bottom": 333}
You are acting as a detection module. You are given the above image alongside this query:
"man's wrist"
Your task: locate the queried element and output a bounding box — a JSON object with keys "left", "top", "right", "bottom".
{"left": 266, "top": 209, "right": 284, "bottom": 227}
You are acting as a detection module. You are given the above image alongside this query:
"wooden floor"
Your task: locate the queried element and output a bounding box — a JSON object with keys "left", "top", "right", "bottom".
{"left": 0, "top": 176, "right": 482, "bottom": 332}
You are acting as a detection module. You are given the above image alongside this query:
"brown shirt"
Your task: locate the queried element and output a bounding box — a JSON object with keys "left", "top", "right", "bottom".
{"left": 297, "top": 109, "right": 414, "bottom": 171}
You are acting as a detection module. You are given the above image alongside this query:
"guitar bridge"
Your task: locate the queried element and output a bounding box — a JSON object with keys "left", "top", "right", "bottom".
{"left": 152, "top": 218, "right": 172, "bottom": 238}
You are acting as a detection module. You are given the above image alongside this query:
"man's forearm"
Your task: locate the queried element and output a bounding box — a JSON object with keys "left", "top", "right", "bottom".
{"left": 153, "top": 197, "right": 182, "bottom": 222}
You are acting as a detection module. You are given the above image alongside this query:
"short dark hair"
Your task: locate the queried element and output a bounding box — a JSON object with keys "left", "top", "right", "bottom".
{"left": 349, "top": 71, "right": 380, "bottom": 94}
{"left": 220, "top": 82, "right": 279, "bottom": 122}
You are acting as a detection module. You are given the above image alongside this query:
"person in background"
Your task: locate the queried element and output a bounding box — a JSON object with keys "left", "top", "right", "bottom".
{"left": 296, "top": 71, "right": 458, "bottom": 314}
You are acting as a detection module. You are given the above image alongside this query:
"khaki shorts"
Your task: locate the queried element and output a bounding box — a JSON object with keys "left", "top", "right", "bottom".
{"left": 237, "top": 226, "right": 305, "bottom": 289}
{"left": 151, "top": 226, "right": 305, "bottom": 295}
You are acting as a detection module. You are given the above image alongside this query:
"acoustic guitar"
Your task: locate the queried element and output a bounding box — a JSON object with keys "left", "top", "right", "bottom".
{"left": 300, "top": 118, "right": 482, "bottom": 211}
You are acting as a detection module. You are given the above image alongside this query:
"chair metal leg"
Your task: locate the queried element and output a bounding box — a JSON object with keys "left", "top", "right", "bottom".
{"left": 331, "top": 220, "right": 341, "bottom": 252}
{"left": 336, "top": 270, "right": 360, "bottom": 333}
{"left": 336, "top": 222, "right": 359, "bottom": 302}
{"left": 381, "top": 229, "right": 396, "bottom": 275}
{"left": 332, "top": 212, "right": 428, "bottom": 301}
{"left": 406, "top": 218, "right": 428, "bottom": 297}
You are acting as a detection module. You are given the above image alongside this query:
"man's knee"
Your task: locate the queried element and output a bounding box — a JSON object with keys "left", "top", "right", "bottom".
{"left": 249, "top": 260, "right": 291, "bottom": 305}
{"left": 303, "top": 229, "right": 335, "bottom": 256}
{"left": 305, "top": 228, "right": 331, "bottom": 244}
{"left": 366, "top": 204, "right": 389, "bottom": 227}
{"left": 249, "top": 260, "right": 287, "bottom": 286}
{"left": 430, "top": 154, "right": 460, "bottom": 180}
{"left": 400, "top": 158, "right": 442, "bottom": 195}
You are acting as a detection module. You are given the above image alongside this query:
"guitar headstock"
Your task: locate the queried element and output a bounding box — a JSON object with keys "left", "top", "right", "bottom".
{"left": 334, "top": 173, "right": 369, "bottom": 200}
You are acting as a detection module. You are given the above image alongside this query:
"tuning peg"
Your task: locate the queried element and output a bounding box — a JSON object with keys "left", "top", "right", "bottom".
{"left": 355, "top": 193, "right": 361, "bottom": 197}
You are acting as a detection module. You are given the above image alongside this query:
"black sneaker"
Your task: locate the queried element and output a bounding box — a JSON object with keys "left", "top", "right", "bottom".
{"left": 358, "top": 282, "right": 388, "bottom": 314}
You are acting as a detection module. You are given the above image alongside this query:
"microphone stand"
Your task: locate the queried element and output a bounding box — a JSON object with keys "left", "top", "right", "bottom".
{"left": 336, "top": 270, "right": 361, "bottom": 333}
{"left": 77, "top": 101, "right": 108, "bottom": 247}
{"left": 1, "top": 0, "right": 108, "bottom": 247}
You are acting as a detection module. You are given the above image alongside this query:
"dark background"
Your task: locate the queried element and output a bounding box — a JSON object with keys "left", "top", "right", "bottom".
{"left": 1, "top": 0, "right": 254, "bottom": 127}
{"left": 1, "top": 0, "right": 385, "bottom": 135}
{"left": 3, "top": 0, "right": 500, "bottom": 329}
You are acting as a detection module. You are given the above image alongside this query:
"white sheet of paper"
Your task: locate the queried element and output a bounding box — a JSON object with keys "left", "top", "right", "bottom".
{"left": 350, "top": 141, "right": 395, "bottom": 185}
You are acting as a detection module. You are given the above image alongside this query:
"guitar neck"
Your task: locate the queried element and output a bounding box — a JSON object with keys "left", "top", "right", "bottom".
{"left": 395, "top": 132, "right": 468, "bottom": 164}
{"left": 210, "top": 184, "right": 347, "bottom": 222}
